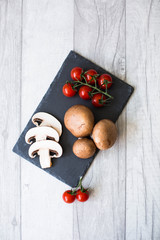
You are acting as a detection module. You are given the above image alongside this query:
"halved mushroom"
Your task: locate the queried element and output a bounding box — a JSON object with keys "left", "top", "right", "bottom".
{"left": 28, "top": 140, "right": 63, "bottom": 169}
{"left": 32, "top": 112, "right": 62, "bottom": 136}
{"left": 25, "top": 126, "right": 59, "bottom": 144}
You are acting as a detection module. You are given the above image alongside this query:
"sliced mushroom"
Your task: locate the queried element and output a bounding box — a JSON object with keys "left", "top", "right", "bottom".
{"left": 25, "top": 126, "right": 59, "bottom": 144}
{"left": 32, "top": 112, "right": 62, "bottom": 136}
{"left": 28, "top": 140, "right": 63, "bottom": 169}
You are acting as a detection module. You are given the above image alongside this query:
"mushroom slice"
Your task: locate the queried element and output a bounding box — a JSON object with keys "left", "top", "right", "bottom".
{"left": 28, "top": 140, "right": 63, "bottom": 169}
{"left": 25, "top": 126, "right": 59, "bottom": 144}
{"left": 32, "top": 112, "right": 62, "bottom": 136}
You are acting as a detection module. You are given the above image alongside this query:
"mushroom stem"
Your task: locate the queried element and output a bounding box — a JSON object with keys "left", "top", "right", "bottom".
{"left": 38, "top": 148, "right": 52, "bottom": 169}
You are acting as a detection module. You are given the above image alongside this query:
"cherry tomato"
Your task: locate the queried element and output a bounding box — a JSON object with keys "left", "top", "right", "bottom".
{"left": 62, "top": 190, "right": 76, "bottom": 204}
{"left": 98, "top": 74, "right": 112, "bottom": 89}
{"left": 79, "top": 86, "right": 92, "bottom": 100}
{"left": 76, "top": 189, "right": 89, "bottom": 202}
{"left": 92, "top": 93, "right": 106, "bottom": 107}
{"left": 62, "top": 83, "right": 77, "bottom": 97}
{"left": 84, "top": 69, "right": 98, "bottom": 85}
{"left": 71, "top": 67, "right": 83, "bottom": 81}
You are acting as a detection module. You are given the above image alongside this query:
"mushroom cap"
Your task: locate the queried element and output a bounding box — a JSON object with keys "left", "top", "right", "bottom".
{"left": 32, "top": 112, "right": 62, "bottom": 136}
{"left": 25, "top": 126, "right": 59, "bottom": 144}
{"left": 73, "top": 138, "right": 96, "bottom": 159}
{"left": 28, "top": 140, "right": 63, "bottom": 158}
{"left": 64, "top": 105, "right": 94, "bottom": 138}
{"left": 92, "top": 119, "right": 117, "bottom": 150}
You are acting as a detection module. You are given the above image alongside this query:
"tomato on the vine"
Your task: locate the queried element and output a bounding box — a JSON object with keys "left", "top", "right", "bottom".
{"left": 79, "top": 86, "right": 92, "bottom": 100}
{"left": 98, "top": 74, "right": 112, "bottom": 89}
{"left": 84, "top": 69, "right": 98, "bottom": 85}
{"left": 76, "top": 189, "right": 89, "bottom": 202}
{"left": 71, "top": 67, "right": 83, "bottom": 81}
{"left": 92, "top": 93, "right": 106, "bottom": 107}
{"left": 62, "top": 190, "right": 76, "bottom": 204}
{"left": 62, "top": 83, "right": 77, "bottom": 97}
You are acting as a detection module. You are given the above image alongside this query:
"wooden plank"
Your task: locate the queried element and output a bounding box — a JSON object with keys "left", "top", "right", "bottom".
{"left": 0, "top": 0, "right": 22, "bottom": 239}
{"left": 126, "top": 0, "right": 160, "bottom": 239}
{"left": 74, "top": 0, "right": 126, "bottom": 239}
{"left": 21, "top": 0, "right": 74, "bottom": 239}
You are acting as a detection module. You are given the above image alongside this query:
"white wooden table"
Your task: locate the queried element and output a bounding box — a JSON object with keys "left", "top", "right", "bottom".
{"left": 1, "top": 0, "right": 160, "bottom": 239}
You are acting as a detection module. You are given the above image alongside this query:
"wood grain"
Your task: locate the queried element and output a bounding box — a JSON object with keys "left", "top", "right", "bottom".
{"left": 21, "top": 0, "right": 74, "bottom": 239}
{"left": 0, "top": 0, "right": 22, "bottom": 239}
{"left": 126, "top": 0, "right": 160, "bottom": 239}
{"left": 74, "top": 0, "right": 126, "bottom": 239}
{"left": 1, "top": 0, "right": 160, "bottom": 239}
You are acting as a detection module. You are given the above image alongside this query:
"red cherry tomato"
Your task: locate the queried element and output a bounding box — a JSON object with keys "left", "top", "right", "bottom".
{"left": 84, "top": 69, "right": 98, "bottom": 85}
{"left": 98, "top": 74, "right": 112, "bottom": 89}
{"left": 62, "top": 190, "right": 76, "bottom": 204}
{"left": 79, "top": 86, "right": 92, "bottom": 100}
{"left": 62, "top": 83, "right": 77, "bottom": 97}
{"left": 71, "top": 67, "right": 83, "bottom": 81}
{"left": 92, "top": 93, "right": 106, "bottom": 107}
{"left": 76, "top": 189, "right": 89, "bottom": 202}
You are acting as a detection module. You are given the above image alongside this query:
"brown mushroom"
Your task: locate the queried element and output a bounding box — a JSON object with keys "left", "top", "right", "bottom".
{"left": 73, "top": 138, "right": 96, "bottom": 159}
{"left": 92, "top": 119, "right": 117, "bottom": 150}
{"left": 64, "top": 105, "right": 94, "bottom": 138}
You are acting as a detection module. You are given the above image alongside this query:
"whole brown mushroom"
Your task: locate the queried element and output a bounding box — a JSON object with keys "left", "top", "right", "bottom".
{"left": 73, "top": 138, "right": 96, "bottom": 159}
{"left": 92, "top": 119, "right": 117, "bottom": 150}
{"left": 64, "top": 105, "right": 94, "bottom": 138}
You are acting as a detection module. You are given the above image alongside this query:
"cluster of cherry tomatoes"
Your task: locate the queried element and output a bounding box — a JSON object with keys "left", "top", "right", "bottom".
{"left": 62, "top": 178, "right": 89, "bottom": 204}
{"left": 63, "top": 189, "right": 89, "bottom": 203}
{"left": 62, "top": 67, "right": 113, "bottom": 107}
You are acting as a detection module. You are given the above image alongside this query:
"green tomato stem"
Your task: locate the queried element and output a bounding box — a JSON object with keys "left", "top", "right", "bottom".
{"left": 71, "top": 177, "right": 83, "bottom": 194}
{"left": 74, "top": 80, "right": 113, "bottom": 99}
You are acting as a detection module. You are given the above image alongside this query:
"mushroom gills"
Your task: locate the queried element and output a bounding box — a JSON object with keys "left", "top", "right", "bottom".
{"left": 47, "top": 136, "right": 56, "bottom": 141}
{"left": 50, "top": 150, "right": 58, "bottom": 156}
{"left": 32, "top": 112, "right": 62, "bottom": 136}
{"left": 33, "top": 118, "right": 43, "bottom": 126}
{"left": 27, "top": 136, "right": 36, "bottom": 144}
{"left": 28, "top": 140, "right": 63, "bottom": 169}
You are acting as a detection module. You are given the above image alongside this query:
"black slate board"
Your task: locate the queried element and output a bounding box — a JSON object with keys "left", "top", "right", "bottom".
{"left": 13, "top": 51, "right": 134, "bottom": 187}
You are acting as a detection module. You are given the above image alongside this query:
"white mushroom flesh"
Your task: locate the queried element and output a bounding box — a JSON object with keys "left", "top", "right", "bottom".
{"left": 28, "top": 140, "right": 63, "bottom": 169}
{"left": 32, "top": 112, "right": 62, "bottom": 136}
{"left": 39, "top": 148, "right": 52, "bottom": 169}
{"left": 25, "top": 126, "right": 59, "bottom": 144}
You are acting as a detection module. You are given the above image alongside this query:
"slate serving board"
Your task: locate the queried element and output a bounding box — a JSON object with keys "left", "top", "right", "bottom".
{"left": 13, "top": 51, "right": 134, "bottom": 187}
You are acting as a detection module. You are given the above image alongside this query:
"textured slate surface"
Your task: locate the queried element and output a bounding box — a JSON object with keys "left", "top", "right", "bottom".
{"left": 13, "top": 51, "right": 134, "bottom": 187}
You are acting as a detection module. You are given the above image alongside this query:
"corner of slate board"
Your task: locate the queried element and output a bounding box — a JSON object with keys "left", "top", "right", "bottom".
{"left": 13, "top": 50, "right": 134, "bottom": 187}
